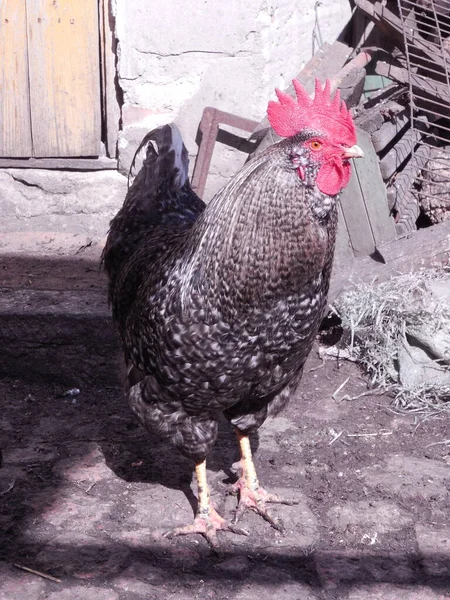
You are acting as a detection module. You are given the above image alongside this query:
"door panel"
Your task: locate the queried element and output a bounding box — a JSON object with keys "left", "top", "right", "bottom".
{"left": 0, "top": 0, "right": 33, "bottom": 157}
{"left": 26, "top": 0, "right": 101, "bottom": 157}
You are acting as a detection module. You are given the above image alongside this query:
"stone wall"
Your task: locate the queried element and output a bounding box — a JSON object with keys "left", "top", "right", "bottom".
{"left": 0, "top": 169, "right": 127, "bottom": 240}
{"left": 113, "top": 0, "right": 352, "bottom": 199}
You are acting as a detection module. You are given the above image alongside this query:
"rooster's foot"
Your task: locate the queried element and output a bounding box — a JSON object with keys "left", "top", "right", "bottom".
{"left": 163, "top": 505, "right": 248, "bottom": 550}
{"left": 231, "top": 477, "right": 299, "bottom": 533}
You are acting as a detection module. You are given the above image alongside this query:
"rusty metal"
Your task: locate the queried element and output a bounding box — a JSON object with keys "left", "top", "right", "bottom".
{"left": 191, "top": 108, "right": 258, "bottom": 197}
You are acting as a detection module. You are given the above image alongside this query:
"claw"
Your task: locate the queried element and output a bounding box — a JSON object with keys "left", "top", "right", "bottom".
{"left": 163, "top": 506, "right": 248, "bottom": 551}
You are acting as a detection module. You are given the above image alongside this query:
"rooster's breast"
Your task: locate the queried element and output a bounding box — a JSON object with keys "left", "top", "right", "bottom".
{"left": 128, "top": 271, "right": 327, "bottom": 415}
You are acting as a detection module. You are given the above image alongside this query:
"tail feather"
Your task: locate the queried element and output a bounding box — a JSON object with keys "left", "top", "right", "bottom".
{"left": 128, "top": 123, "right": 189, "bottom": 190}
{"left": 103, "top": 123, "right": 205, "bottom": 299}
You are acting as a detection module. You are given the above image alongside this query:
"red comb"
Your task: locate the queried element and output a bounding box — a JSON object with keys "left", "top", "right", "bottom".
{"left": 267, "top": 79, "right": 356, "bottom": 146}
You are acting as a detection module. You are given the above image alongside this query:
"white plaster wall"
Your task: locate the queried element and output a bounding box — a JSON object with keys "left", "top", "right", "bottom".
{"left": 113, "top": 0, "right": 352, "bottom": 199}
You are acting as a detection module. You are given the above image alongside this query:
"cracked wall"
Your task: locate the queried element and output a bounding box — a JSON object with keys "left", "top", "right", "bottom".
{"left": 0, "top": 170, "right": 127, "bottom": 239}
{"left": 114, "top": 0, "right": 352, "bottom": 199}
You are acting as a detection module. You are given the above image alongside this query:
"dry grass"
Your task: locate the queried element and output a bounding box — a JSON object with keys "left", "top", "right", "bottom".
{"left": 332, "top": 269, "right": 450, "bottom": 416}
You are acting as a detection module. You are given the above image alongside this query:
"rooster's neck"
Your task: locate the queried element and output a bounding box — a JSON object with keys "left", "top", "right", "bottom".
{"left": 182, "top": 151, "right": 338, "bottom": 309}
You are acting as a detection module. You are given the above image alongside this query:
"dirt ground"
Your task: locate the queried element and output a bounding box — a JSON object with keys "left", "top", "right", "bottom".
{"left": 1, "top": 346, "right": 450, "bottom": 600}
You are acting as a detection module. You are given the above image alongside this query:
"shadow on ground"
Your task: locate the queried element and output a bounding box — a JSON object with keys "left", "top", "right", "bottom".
{"left": 1, "top": 254, "right": 449, "bottom": 599}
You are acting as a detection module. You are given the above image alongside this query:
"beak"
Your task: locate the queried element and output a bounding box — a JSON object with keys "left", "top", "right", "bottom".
{"left": 342, "top": 144, "right": 364, "bottom": 159}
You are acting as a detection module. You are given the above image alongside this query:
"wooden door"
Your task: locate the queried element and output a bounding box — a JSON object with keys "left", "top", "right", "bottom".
{"left": 0, "top": 0, "right": 101, "bottom": 158}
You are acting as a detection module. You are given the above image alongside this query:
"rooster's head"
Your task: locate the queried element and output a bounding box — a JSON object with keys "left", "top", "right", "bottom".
{"left": 267, "top": 79, "right": 363, "bottom": 196}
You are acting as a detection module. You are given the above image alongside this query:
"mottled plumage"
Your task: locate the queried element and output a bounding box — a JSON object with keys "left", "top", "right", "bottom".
{"left": 104, "top": 125, "right": 338, "bottom": 461}
{"left": 103, "top": 81, "right": 363, "bottom": 544}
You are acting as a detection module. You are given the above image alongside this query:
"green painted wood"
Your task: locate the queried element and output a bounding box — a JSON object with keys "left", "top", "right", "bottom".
{"left": 354, "top": 128, "right": 397, "bottom": 245}
{"left": 339, "top": 160, "right": 376, "bottom": 256}
{"left": 334, "top": 203, "right": 355, "bottom": 266}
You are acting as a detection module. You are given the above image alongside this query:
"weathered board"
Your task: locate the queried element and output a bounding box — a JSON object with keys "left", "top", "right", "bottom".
{"left": 353, "top": 128, "right": 397, "bottom": 245}
{"left": 339, "top": 162, "right": 375, "bottom": 256}
{"left": 334, "top": 203, "right": 355, "bottom": 265}
{"left": 27, "top": 0, "right": 101, "bottom": 157}
{"left": 0, "top": 0, "right": 33, "bottom": 157}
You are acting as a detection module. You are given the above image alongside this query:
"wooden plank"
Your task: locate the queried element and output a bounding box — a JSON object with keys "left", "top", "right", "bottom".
{"left": 329, "top": 220, "right": 450, "bottom": 302}
{"left": 353, "top": 128, "right": 397, "bottom": 245}
{"left": 100, "top": 0, "right": 120, "bottom": 158}
{"left": 334, "top": 203, "right": 355, "bottom": 265}
{"left": 0, "top": 0, "right": 32, "bottom": 157}
{"left": 0, "top": 157, "right": 117, "bottom": 170}
{"left": 338, "top": 67, "right": 366, "bottom": 108}
{"left": 339, "top": 162, "right": 376, "bottom": 256}
{"left": 27, "top": 0, "right": 101, "bottom": 157}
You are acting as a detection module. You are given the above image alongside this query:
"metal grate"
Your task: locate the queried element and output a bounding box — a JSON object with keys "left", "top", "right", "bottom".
{"left": 397, "top": 0, "right": 450, "bottom": 226}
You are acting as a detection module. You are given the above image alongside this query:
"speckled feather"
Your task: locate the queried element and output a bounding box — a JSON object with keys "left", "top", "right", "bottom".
{"left": 103, "top": 124, "right": 339, "bottom": 462}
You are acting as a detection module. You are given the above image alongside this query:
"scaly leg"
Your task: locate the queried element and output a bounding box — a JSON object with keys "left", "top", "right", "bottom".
{"left": 231, "top": 429, "right": 298, "bottom": 532}
{"left": 163, "top": 459, "right": 248, "bottom": 550}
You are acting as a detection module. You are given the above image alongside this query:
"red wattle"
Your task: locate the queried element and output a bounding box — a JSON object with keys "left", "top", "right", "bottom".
{"left": 316, "top": 162, "right": 351, "bottom": 196}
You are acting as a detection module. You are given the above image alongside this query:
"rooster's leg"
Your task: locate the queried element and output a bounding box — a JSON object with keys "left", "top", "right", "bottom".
{"left": 163, "top": 459, "right": 248, "bottom": 549}
{"left": 232, "top": 429, "right": 298, "bottom": 532}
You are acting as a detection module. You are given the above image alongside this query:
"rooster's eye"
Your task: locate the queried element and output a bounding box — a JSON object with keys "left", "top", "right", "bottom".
{"left": 309, "top": 140, "right": 322, "bottom": 151}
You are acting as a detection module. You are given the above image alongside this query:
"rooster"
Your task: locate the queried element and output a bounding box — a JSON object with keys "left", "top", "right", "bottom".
{"left": 103, "top": 79, "right": 363, "bottom": 548}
